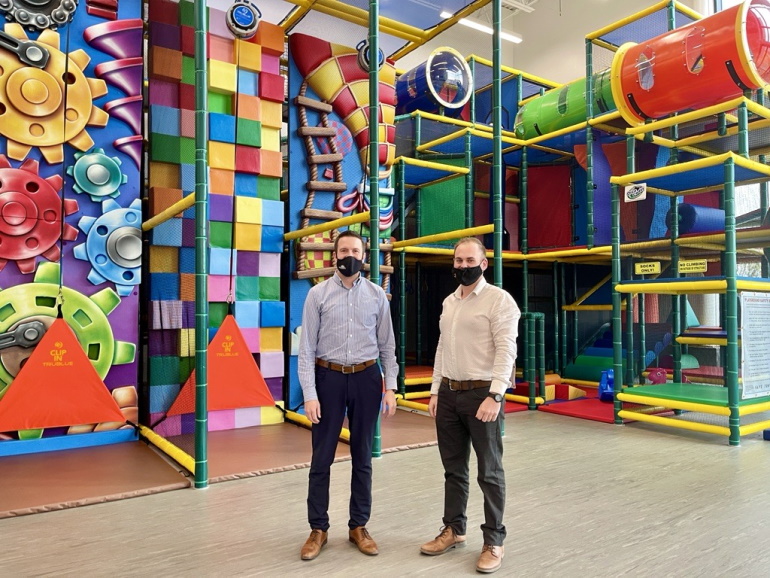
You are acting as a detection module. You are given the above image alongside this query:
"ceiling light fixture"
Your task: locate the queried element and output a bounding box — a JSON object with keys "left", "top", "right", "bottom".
{"left": 440, "top": 11, "right": 523, "bottom": 44}
{"left": 501, "top": 0, "right": 535, "bottom": 13}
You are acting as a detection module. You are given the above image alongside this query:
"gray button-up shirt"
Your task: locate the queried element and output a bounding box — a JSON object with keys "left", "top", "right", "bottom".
{"left": 298, "top": 273, "right": 398, "bottom": 402}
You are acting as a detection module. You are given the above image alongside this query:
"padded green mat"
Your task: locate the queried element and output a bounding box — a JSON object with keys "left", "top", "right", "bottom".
{"left": 621, "top": 383, "right": 770, "bottom": 406}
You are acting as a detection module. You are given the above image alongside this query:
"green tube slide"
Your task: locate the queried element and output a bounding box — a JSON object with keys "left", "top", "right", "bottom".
{"left": 514, "top": 69, "right": 615, "bottom": 139}
{"left": 564, "top": 354, "right": 625, "bottom": 382}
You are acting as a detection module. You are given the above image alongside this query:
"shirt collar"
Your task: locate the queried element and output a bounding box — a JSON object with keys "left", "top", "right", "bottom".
{"left": 452, "top": 275, "right": 487, "bottom": 299}
{"left": 332, "top": 272, "right": 362, "bottom": 288}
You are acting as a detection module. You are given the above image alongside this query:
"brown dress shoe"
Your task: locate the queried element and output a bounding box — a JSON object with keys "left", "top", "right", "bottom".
{"left": 300, "top": 529, "right": 328, "bottom": 560}
{"left": 476, "top": 544, "right": 504, "bottom": 573}
{"left": 420, "top": 525, "right": 467, "bottom": 555}
{"left": 348, "top": 526, "right": 379, "bottom": 555}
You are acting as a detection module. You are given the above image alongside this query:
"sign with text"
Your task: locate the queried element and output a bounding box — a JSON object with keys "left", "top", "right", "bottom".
{"left": 678, "top": 259, "right": 707, "bottom": 274}
{"left": 624, "top": 183, "right": 647, "bottom": 202}
{"left": 741, "top": 292, "right": 770, "bottom": 399}
{"left": 635, "top": 261, "right": 661, "bottom": 275}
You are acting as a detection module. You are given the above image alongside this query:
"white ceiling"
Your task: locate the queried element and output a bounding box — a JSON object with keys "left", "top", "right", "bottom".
{"left": 205, "top": 0, "right": 713, "bottom": 82}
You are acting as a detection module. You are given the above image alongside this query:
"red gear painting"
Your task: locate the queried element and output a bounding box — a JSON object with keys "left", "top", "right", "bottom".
{"left": 0, "top": 155, "right": 78, "bottom": 274}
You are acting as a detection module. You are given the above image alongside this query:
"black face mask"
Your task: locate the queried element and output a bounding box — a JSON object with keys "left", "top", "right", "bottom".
{"left": 337, "top": 256, "right": 363, "bottom": 277}
{"left": 452, "top": 265, "right": 483, "bottom": 286}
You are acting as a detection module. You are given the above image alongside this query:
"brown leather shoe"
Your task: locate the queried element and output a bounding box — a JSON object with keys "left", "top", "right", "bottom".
{"left": 476, "top": 544, "right": 504, "bottom": 573}
{"left": 420, "top": 525, "right": 467, "bottom": 555}
{"left": 348, "top": 526, "right": 379, "bottom": 555}
{"left": 300, "top": 529, "right": 328, "bottom": 560}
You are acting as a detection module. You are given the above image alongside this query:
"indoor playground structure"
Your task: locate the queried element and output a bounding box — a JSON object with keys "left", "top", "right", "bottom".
{"left": 2, "top": 0, "right": 770, "bottom": 518}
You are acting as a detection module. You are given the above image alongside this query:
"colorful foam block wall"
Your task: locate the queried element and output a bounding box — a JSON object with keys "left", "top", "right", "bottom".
{"left": 0, "top": 3, "right": 143, "bottom": 452}
{"left": 147, "top": 0, "right": 286, "bottom": 436}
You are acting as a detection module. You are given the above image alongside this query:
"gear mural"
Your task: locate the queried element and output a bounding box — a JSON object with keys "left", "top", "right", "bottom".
{"left": 0, "top": 0, "right": 79, "bottom": 31}
{"left": 0, "top": 23, "right": 108, "bottom": 163}
{"left": 0, "top": 261, "right": 135, "bottom": 395}
{"left": 0, "top": 154, "right": 78, "bottom": 274}
{"left": 74, "top": 198, "right": 141, "bottom": 296}
{"left": 67, "top": 147, "right": 127, "bottom": 202}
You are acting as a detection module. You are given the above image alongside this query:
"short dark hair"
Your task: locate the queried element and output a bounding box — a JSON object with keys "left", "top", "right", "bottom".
{"left": 334, "top": 229, "right": 366, "bottom": 253}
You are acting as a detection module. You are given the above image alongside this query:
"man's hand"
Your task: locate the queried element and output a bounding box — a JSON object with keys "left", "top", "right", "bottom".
{"left": 382, "top": 390, "right": 397, "bottom": 417}
{"left": 476, "top": 397, "right": 501, "bottom": 422}
{"left": 428, "top": 395, "right": 438, "bottom": 418}
{"left": 305, "top": 400, "right": 321, "bottom": 424}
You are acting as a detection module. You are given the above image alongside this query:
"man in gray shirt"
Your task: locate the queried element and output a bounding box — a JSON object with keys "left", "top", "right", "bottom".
{"left": 421, "top": 237, "right": 520, "bottom": 574}
{"left": 298, "top": 230, "right": 398, "bottom": 561}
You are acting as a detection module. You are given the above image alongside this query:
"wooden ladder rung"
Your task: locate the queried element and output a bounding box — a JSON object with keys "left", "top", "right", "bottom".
{"left": 309, "top": 153, "right": 343, "bottom": 164}
{"left": 294, "top": 267, "right": 337, "bottom": 280}
{"left": 306, "top": 180, "right": 347, "bottom": 192}
{"left": 298, "top": 126, "right": 336, "bottom": 137}
{"left": 301, "top": 208, "right": 343, "bottom": 220}
{"left": 297, "top": 242, "right": 334, "bottom": 251}
{"left": 295, "top": 95, "right": 333, "bottom": 113}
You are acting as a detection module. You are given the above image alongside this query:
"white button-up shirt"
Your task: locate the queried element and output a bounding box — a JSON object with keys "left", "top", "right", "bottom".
{"left": 431, "top": 277, "right": 521, "bottom": 396}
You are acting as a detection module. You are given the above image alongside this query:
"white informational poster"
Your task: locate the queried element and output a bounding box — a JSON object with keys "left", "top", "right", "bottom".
{"left": 740, "top": 292, "right": 770, "bottom": 399}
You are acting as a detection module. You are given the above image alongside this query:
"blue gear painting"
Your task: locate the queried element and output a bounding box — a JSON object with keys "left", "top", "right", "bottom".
{"left": 74, "top": 198, "right": 142, "bottom": 297}
{"left": 67, "top": 147, "right": 127, "bottom": 203}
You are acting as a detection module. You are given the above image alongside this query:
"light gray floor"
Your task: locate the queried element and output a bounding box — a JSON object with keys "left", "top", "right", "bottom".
{"left": 3, "top": 411, "right": 770, "bottom": 577}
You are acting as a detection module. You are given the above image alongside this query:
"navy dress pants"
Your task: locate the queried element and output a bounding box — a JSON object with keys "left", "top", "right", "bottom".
{"left": 436, "top": 383, "right": 506, "bottom": 546}
{"left": 307, "top": 363, "right": 383, "bottom": 531}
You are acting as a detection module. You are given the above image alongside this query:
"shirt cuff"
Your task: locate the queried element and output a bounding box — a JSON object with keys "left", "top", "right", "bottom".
{"left": 490, "top": 379, "right": 509, "bottom": 396}
{"left": 384, "top": 378, "right": 397, "bottom": 391}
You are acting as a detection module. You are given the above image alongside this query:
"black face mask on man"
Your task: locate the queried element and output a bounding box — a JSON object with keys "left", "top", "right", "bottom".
{"left": 337, "top": 255, "right": 363, "bottom": 277}
{"left": 452, "top": 265, "right": 483, "bottom": 286}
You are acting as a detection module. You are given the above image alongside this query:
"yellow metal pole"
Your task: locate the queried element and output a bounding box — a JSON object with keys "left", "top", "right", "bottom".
{"left": 284, "top": 211, "right": 370, "bottom": 241}
{"left": 142, "top": 193, "right": 196, "bottom": 231}
{"left": 392, "top": 224, "right": 493, "bottom": 248}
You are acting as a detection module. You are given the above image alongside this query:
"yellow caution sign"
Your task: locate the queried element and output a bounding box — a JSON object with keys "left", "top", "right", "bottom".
{"left": 678, "top": 259, "right": 708, "bottom": 273}
{"left": 635, "top": 261, "right": 661, "bottom": 275}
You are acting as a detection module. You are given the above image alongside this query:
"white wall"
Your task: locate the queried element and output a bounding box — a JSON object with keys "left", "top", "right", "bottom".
{"left": 396, "top": 0, "right": 711, "bottom": 83}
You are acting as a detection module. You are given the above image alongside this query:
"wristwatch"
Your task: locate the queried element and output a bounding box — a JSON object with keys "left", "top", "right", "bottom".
{"left": 488, "top": 392, "right": 503, "bottom": 403}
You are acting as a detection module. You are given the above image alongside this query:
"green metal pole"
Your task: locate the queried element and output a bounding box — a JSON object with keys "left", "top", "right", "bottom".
{"left": 469, "top": 57, "right": 477, "bottom": 127}
{"left": 465, "top": 132, "right": 473, "bottom": 229}
{"left": 492, "top": 0, "right": 503, "bottom": 288}
{"left": 611, "top": 184, "right": 623, "bottom": 423}
{"left": 671, "top": 194, "right": 682, "bottom": 384}
{"left": 397, "top": 160, "right": 406, "bottom": 395}
{"left": 415, "top": 190, "right": 422, "bottom": 366}
{"left": 552, "top": 261, "right": 559, "bottom": 371}
{"left": 368, "top": 0, "right": 382, "bottom": 459}
{"left": 536, "top": 313, "right": 545, "bottom": 402}
{"left": 625, "top": 259, "right": 635, "bottom": 386}
{"left": 520, "top": 146, "right": 528, "bottom": 256}
{"left": 560, "top": 263, "right": 568, "bottom": 373}
{"left": 193, "top": 0, "right": 209, "bottom": 489}
{"left": 724, "top": 158, "right": 740, "bottom": 445}
{"left": 627, "top": 134, "right": 646, "bottom": 376}
{"left": 526, "top": 314, "right": 536, "bottom": 410}
{"left": 572, "top": 267, "right": 578, "bottom": 361}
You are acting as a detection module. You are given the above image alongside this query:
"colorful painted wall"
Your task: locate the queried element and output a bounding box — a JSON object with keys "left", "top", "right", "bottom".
{"left": 286, "top": 33, "right": 397, "bottom": 410}
{"left": 145, "top": 0, "right": 286, "bottom": 436}
{"left": 0, "top": 2, "right": 142, "bottom": 448}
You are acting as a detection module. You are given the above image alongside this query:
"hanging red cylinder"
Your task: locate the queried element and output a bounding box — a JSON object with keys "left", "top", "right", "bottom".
{"left": 611, "top": 0, "right": 770, "bottom": 124}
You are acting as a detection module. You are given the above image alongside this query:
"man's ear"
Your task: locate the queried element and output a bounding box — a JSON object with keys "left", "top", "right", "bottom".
{"left": 481, "top": 257, "right": 488, "bottom": 271}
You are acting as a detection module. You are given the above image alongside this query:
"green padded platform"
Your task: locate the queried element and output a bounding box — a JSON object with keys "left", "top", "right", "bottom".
{"left": 622, "top": 383, "right": 770, "bottom": 406}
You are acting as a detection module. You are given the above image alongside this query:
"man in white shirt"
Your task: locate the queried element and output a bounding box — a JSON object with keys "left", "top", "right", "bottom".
{"left": 420, "top": 237, "right": 520, "bottom": 574}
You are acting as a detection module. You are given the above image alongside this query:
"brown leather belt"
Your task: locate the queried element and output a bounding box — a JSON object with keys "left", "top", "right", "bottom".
{"left": 441, "top": 377, "right": 492, "bottom": 391}
{"left": 316, "top": 358, "right": 377, "bottom": 374}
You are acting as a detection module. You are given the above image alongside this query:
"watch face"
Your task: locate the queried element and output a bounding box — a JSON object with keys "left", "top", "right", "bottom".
{"left": 490, "top": 393, "right": 503, "bottom": 403}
